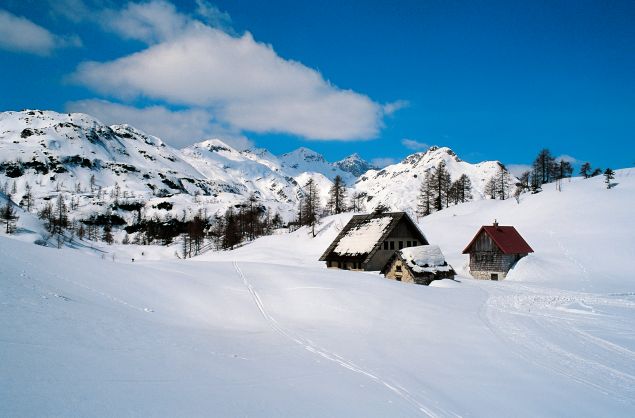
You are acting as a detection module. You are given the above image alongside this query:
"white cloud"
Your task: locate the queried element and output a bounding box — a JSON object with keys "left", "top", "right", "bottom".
{"left": 383, "top": 100, "right": 409, "bottom": 116}
{"left": 70, "top": 1, "right": 388, "bottom": 141}
{"left": 194, "top": 0, "right": 232, "bottom": 32}
{"left": 0, "top": 9, "right": 80, "bottom": 55}
{"left": 100, "top": 0, "right": 191, "bottom": 44}
{"left": 556, "top": 154, "right": 578, "bottom": 164}
{"left": 506, "top": 164, "right": 532, "bottom": 177}
{"left": 401, "top": 138, "right": 429, "bottom": 151}
{"left": 370, "top": 157, "right": 396, "bottom": 168}
{"left": 66, "top": 99, "right": 252, "bottom": 150}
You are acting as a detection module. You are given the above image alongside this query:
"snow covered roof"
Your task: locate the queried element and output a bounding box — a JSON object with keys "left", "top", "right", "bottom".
{"left": 333, "top": 217, "right": 393, "bottom": 256}
{"left": 319, "top": 212, "right": 428, "bottom": 263}
{"left": 399, "top": 245, "right": 453, "bottom": 274}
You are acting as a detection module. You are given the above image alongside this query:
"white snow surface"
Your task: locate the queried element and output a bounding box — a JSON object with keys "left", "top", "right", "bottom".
{"left": 333, "top": 216, "right": 392, "bottom": 256}
{"left": 2, "top": 165, "right": 635, "bottom": 415}
{"left": 400, "top": 245, "right": 453, "bottom": 273}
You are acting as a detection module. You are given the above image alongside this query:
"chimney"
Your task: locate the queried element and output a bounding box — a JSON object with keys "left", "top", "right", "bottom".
{"left": 493, "top": 219, "right": 499, "bottom": 228}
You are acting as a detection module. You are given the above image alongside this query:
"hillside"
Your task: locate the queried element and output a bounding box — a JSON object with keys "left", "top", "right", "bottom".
{"left": 2, "top": 169, "right": 634, "bottom": 417}
{"left": 355, "top": 146, "right": 509, "bottom": 213}
{"left": 0, "top": 110, "right": 514, "bottom": 229}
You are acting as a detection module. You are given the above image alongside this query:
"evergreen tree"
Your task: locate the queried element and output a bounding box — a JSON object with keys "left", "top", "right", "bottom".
{"left": 52, "top": 194, "right": 69, "bottom": 236}
{"left": 591, "top": 168, "right": 603, "bottom": 177}
{"left": 453, "top": 174, "right": 472, "bottom": 204}
{"left": 102, "top": 224, "right": 114, "bottom": 245}
{"left": 498, "top": 166, "right": 512, "bottom": 200}
{"left": 1, "top": 201, "right": 19, "bottom": 234}
{"left": 222, "top": 207, "right": 241, "bottom": 249}
{"left": 430, "top": 161, "right": 451, "bottom": 211}
{"left": 301, "top": 178, "right": 320, "bottom": 237}
{"left": 20, "top": 183, "right": 33, "bottom": 212}
{"left": 327, "top": 175, "right": 346, "bottom": 214}
{"left": 604, "top": 168, "right": 615, "bottom": 189}
{"left": 350, "top": 191, "right": 365, "bottom": 213}
{"left": 484, "top": 176, "right": 497, "bottom": 199}
{"left": 416, "top": 171, "right": 434, "bottom": 218}
{"left": 532, "top": 148, "right": 557, "bottom": 185}
{"left": 579, "top": 162, "right": 592, "bottom": 179}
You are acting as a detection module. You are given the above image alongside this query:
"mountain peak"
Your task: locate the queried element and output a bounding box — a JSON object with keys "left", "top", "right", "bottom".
{"left": 336, "top": 153, "right": 374, "bottom": 177}
{"left": 191, "top": 138, "right": 236, "bottom": 153}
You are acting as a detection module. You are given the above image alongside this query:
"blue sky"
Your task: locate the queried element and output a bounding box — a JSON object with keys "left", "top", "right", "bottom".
{"left": 0, "top": 0, "right": 634, "bottom": 171}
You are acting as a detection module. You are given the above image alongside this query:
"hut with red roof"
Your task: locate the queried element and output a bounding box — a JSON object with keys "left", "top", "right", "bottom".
{"left": 462, "top": 220, "right": 533, "bottom": 280}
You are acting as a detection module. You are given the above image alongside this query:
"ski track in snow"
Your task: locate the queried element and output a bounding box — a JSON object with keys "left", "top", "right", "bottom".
{"left": 480, "top": 282, "right": 635, "bottom": 405}
{"left": 232, "top": 260, "right": 457, "bottom": 418}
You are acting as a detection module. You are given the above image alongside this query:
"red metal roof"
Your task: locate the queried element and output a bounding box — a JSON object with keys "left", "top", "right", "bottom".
{"left": 462, "top": 225, "right": 534, "bottom": 254}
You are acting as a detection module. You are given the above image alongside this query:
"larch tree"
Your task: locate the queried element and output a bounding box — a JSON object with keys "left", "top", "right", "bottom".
{"left": 579, "top": 162, "right": 592, "bottom": 179}
{"left": 327, "top": 175, "right": 346, "bottom": 215}
{"left": 416, "top": 171, "right": 434, "bottom": 218}
{"left": 496, "top": 165, "right": 513, "bottom": 200}
{"left": 532, "top": 148, "right": 557, "bottom": 185}
{"left": 301, "top": 178, "right": 321, "bottom": 237}
{"left": 431, "top": 161, "right": 451, "bottom": 211}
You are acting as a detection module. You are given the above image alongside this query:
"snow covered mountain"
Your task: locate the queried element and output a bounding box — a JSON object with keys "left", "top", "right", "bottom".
{"left": 0, "top": 110, "right": 514, "bottom": 225}
{"left": 335, "top": 153, "right": 376, "bottom": 177}
{"left": 0, "top": 110, "right": 304, "bottom": 221}
{"left": 355, "top": 146, "right": 511, "bottom": 213}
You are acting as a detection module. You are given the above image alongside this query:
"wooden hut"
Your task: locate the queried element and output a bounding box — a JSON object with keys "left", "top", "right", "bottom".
{"left": 462, "top": 221, "right": 533, "bottom": 280}
{"left": 381, "top": 245, "right": 455, "bottom": 285}
{"left": 319, "top": 212, "right": 428, "bottom": 271}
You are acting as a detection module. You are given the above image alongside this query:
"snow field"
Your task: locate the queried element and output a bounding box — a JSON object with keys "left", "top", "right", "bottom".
{"left": 1, "top": 169, "right": 634, "bottom": 416}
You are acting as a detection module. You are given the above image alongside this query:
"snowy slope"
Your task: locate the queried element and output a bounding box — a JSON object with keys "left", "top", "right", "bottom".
{"left": 2, "top": 169, "right": 634, "bottom": 417}
{"left": 355, "top": 146, "right": 510, "bottom": 213}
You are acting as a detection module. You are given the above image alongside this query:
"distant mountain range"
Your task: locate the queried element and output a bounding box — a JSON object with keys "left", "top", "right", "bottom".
{"left": 0, "top": 110, "right": 512, "bottom": 222}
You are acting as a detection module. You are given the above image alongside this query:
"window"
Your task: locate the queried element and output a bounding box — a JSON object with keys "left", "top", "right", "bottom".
{"left": 399, "top": 241, "right": 404, "bottom": 249}
{"left": 390, "top": 241, "right": 395, "bottom": 250}
{"left": 413, "top": 240, "right": 417, "bottom": 246}
{"left": 490, "top": 273, "right": 499, "bottom": 281}
{"left": 338, "top": 261, "right": 342, "bottom": 268}
{"left": 383, "top": 241, "right": 388, "bottom": 250}
{"left": 396, "top": 265, "right": 402, "bottom": 272}
{"left": 406, "top": 241, "right": 411, "bottom": 247}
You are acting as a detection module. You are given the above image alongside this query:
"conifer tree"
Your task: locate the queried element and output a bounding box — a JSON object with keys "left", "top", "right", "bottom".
{"left": 102, "top": 224, "right": 114, "bottom": 245}
{"left": 496, "top": 165, "right": 512, "bottom": 200}
{"left": 416, "top": 171, "right": 434, "bottom": 218}
{"left": 579, "top": 162, "right": 592, "bottom": 179}
{"left": 20, "top": 183, "right": 33, "bottom": 212}
{"left": 301, "top": 178, "right": 320, "bottom": 237}
{"left": 604, "top": 168, "right": 615, "bottom": 189}
{"left": 1, "top": 200, "right": 19, "bottom": 234}
{"left": 532, "top": 149, "right": 557, "bottom": 185}
{"left": 431, "top": 161, "right": 451, "bottom": 211}
{"left": 327, "top": 175, "right": 346, "bottom": 214}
